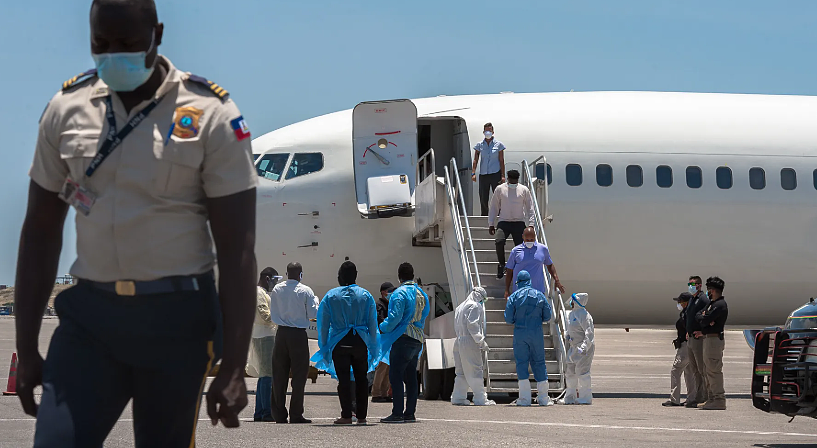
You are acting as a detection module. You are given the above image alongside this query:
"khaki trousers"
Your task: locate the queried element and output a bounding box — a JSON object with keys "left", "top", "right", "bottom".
{"left": 670, "top": 341, "right": 697, "bottom": 404}
{"left": 372, "top": 362, "right": 390, "bottom": 398}
{"left": 702, "top": 336, "right": 726, "bottom": 405}
{"left": 687, "top": 336, "right": 709, "bottom": 403}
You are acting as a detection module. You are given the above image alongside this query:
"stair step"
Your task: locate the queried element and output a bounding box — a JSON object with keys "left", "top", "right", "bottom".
{"left": 488, "top": 379, "right": 563, "bottom": 394}
{"left": 485, "top": 324, "right": 553, "bottom": 337}
{"left": 486, "top": 347, "right": 557, "bottom": 361}
{"left": 468, "top": 239, "right": 516, "bottom": 251}
{"left": 487, "top": 359, "right": 560, "bottom": 374}
{"left": 485, "top": 334, "right": 554, "bottom": 348}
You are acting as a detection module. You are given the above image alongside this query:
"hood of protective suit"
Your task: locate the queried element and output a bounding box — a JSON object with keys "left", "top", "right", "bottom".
{"left": 468, "top": 287, "right": 488, "bottom": 303}
{"left": 516, "top": 270, "right": 532, "bottom": 288}
{"left": 572, "top": 293, "right": 589, "bottom": 308}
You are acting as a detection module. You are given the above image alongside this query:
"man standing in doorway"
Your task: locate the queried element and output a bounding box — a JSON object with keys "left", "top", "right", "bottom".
{"left": 269, "top": 262, "right": 319, "bottom": 423}
{"left": 471, "top": 123, "right": 506, "bottom": 216}
{"left": 685, "top": 275, "right": 710, "bottom": 408}
{"left": 488, "top": 169, "right": 535, "bottom": 279}
{"left": 504, "top": 227, "right": 565, "bottom": 299}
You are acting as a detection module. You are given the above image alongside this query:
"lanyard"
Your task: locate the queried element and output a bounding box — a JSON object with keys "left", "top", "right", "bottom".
{"left": 85, "top": 95, "right": 165, "bottom": 178}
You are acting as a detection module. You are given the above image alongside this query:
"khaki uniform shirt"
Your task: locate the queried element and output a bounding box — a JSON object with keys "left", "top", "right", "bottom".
{"left": 30, "top": 55, "right": 257, "bottom": 282}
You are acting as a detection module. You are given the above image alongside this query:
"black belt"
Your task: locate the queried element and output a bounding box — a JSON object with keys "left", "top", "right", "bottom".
{"left": 80, "top": 271, "right": 213, "bottom": 296}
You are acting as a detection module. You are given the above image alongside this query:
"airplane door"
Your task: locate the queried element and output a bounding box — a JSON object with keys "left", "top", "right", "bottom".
{"left": 452, "top": 118, "right": 473, "bottom": 215}
{"left": 352, "top": 100, "right": 418, "bottom": 217}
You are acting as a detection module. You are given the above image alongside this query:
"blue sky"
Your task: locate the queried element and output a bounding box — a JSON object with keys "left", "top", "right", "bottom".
{"left": 0, "top": 1, "right": 815, "bottom": 285}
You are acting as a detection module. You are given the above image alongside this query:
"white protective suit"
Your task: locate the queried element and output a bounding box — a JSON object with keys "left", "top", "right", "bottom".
{"left": 562, "top": 293, "right": 595, "bottom": 405}
{"left": 451, "top": 287, "right": 496, "bottom": 406}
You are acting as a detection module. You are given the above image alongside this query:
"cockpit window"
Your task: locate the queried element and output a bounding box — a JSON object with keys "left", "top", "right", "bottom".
{"left": 786, "top": 315, "right": 817, "bottom": 330}
{"left": 286, "top": 153, "right": 324, "bottom": 180}
{"left": 256, "top": 153, "right": 290, "bottom": 181}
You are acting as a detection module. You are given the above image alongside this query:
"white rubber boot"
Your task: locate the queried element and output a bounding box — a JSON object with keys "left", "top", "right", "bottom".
{"left": 470, "top": 378, "right": 496, "bottom": 406}
{"left": 451, "top": 375, "right": 471, "bottom": 406}
{"left": 516, "top": 380, "right": 532, "bottom": 406}
{"left": 536, "top": 381, "right": 554, "bottom": 406}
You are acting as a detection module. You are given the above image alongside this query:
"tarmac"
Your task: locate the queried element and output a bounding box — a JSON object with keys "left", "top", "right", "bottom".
{"left": 0, "top": 317, "right": 814, "bottom": 447}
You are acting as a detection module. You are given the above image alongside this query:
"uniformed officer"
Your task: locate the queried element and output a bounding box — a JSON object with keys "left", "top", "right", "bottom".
{"left": 14, "top": 1, "right": 258, "bottom": 446}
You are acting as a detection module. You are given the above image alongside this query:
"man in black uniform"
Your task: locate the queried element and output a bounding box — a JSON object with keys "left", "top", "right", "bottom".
{"left": 663, "top": 293, "right": 697, "bottom": 406}
{"left": 685, "top": 275, "right": 709, "bottom": 408}
{"left": 695, "top": 276, "right": 728, "bottom": 410}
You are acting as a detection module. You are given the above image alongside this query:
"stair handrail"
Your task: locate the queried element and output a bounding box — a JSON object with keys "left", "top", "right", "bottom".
{"left": 443, "top": 166, "right": 474, "bottom": 309}
{"left": 449, "top": 158, "right": 482, "bottom": 291}
{"left": 521, "top": 157, "right": 568, "bottom": 391}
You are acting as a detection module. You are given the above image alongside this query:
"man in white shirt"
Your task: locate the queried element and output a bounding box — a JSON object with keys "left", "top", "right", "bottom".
{"left": 269, "top": 262, "right": 319, "bottom": 423}
{"left": 250, "top": 268, "right": 279, "bottom": 421}
{"left": 488, "top": 170, "right": 536, "bottom": 279}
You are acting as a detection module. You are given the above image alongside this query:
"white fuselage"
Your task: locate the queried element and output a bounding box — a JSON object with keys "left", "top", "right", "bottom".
{"left": 252, "top": 91, "right": 817, "bottom": 325}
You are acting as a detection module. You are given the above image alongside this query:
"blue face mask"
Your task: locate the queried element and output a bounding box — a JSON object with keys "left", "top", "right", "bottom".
{"left": 92, "top": 33, "right": 156, "bottom": 92}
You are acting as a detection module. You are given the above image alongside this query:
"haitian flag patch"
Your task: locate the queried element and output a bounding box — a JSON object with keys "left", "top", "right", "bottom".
{"left": 230, "top": 116, "right": 251, "bottom": 141}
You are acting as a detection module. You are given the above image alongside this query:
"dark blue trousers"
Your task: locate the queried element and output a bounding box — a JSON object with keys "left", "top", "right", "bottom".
{"left": 33, "top": 277, "right": 221, "bottom": 448}
{"left": 389, "top": 335, "right": 422, "bottom": 418}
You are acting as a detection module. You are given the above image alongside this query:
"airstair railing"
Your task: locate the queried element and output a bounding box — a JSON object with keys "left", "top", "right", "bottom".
{"left": 443, "top": 166, "right": 474, "bottom": 310}
{"left": 449, "top": 158, "right": 482, "bottom": 291}
{"left": 522, "top": 157, "right": 568, "bottom": 391}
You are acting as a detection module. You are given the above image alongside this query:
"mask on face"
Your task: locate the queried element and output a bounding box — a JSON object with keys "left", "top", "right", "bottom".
{"left": 676, "top": 303, "right": 683, "bottom": 311}
{"left": 524, "top": 241, "right": 535, "bottom": 249}
{"left": 484, "top": 131, "right": 493, "bottom": 139}
{"left": 508, "top": 183, "right": 518, "bottom": 189}
{"left": 92, "top": 32, "right": 156, "bottom": 92}
{"left": 688, "top": 284, "right": 697, "bottom": 295}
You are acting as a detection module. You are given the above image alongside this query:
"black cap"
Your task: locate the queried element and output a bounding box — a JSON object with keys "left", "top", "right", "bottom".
{"left": 673, "top": 292, "right": 693, "bottom": 303}
{"left": 380, "top": 282, "right": 394, "bottom": 292}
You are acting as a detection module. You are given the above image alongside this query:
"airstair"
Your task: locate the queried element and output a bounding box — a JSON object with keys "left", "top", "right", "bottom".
{"left": 414, "top": 150, "right": 569, "bottom": 397}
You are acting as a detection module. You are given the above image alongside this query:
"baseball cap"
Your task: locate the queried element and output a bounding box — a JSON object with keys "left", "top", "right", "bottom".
{"left": 380, "top": 282, "right": 394, "bottom": 292}
{"left": 673, "top": 292, "right": 693, "bottom": 303}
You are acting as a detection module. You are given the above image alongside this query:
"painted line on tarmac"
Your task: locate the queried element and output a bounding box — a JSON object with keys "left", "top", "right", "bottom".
{"left": 418, "top": 418, "right": 817, "bottom": 438}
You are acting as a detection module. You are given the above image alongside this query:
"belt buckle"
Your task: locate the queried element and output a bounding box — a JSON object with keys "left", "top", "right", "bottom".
{"left": 115, "top": 281, "right": 136, "bottom": 296}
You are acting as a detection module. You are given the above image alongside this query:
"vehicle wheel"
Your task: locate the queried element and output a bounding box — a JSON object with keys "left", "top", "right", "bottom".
{"left": 440, "top": 368, "right": 455, "bottom": 401}
{"left": 422, "top": 358, "right": 442, "bottom": 400}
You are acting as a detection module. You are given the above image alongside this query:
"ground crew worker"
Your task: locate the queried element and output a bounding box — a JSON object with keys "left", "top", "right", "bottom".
{"left": 471, "top": 123, "right": 506, "bottom": 216}
{"left": 378, "top": 263, "right": 430, "bottom": 424}
{"left": 269, "top": 262, "right": 319, "bottom": 424}
{"left": 504, "top": 271, "right": 554, "bottom": 407}
{"left": 562, "top": 293, "right": 595, "bottom": 405}
{"left": 14, "top": 1, "right": 258, "bottom": 445}
{"left": 695, "top": 276, "right": 728, "bottom": 410}
{"left": 663, "top": 292, "right": 697, "bottom": 407}
{"left": 685, "top": 275, "right": 710, "bottom": 408}
{"left": 451, "top": 286, "right": 495, "bottom": 406}
{"left": 250, "top": 268, "right": 279, "bottom": 421}
{"left": 311, "top": 261, "right": 380, "bottom": 425}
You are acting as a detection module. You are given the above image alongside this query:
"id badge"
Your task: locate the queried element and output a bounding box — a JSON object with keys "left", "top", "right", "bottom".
{"left": 58, "top": 178, "right": 96, "bottom": 216}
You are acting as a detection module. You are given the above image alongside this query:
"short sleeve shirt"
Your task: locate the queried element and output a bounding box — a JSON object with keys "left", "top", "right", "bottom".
{"left": 506, "top": 242, "right": 553, "bottom": 294}
{"left": 473, "top": 139, "right": 505, "bottom": 175}
{"left": 29, "top": 56, "right": 257, "bottom": 282}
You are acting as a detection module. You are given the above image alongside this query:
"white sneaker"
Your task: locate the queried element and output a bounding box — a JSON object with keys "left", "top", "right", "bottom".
{"left": 474, "top": 400, "right": 497, "bottom": 406}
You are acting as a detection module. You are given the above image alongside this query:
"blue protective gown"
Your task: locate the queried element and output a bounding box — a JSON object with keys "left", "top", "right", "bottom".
{"left": 504, "top": 270, "right": 552, "bottom": 381}
{"left": 378, "top": 281, "right": 430, "bottom": 365}
{"left": 310, "top": 285, "right": 380, "bottom": 377}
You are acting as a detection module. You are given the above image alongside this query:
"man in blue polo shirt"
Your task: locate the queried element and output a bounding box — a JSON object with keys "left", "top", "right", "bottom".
{"left": 471, "top": 122, "right": 506, "bottom": 216}
{"left": 504, "top": 227, "right": 565, "bottom": 298}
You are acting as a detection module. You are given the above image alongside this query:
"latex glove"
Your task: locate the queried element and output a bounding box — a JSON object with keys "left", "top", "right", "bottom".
{"left": 577, "top": 346, "right": 584, "bottom": 355}
{"left": 480, "top": 340, "right": 490, "bottom": 351}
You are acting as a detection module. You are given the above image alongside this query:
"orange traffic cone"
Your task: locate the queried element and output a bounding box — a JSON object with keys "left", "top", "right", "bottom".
{"left": 3, "top": 353, "right": 17, "bottom": 396}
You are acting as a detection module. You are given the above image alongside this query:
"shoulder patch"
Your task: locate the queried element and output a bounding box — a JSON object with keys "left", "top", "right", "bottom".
{"left": 62, "top": 69, "right": 98, "bottom": 91}
{"left": 187, "top": 74, "right": 230, "bottom": 100}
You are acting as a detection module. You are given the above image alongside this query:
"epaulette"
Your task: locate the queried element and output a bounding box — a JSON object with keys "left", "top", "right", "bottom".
{"left": 62, "top": 69, "right": 98, "bottom": 91}
{"left": 187, "top": 74, "right": 230, "bottom": 100}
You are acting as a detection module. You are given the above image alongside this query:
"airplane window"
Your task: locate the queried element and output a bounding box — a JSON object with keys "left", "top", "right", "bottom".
{"left": 813, "top": 169, "right": 817, "bottom": 190}
{"left": 781, "top": 168, "right": 797, "bottom": 191}
{"left": 256, "top": 153, "right": 290, "bottom": 181}
{"left": 626, "top": 165, "right": 642, "bottom": 187}
{"left": 716, "top": 167, "right": 733, "bottom": 189}
{"left": 656, "top": 165, "right": 673, "bottom": 188}
{"left": 253, "top": 154, "right": 261, "bottom": 162}
{"left": 535, "top": 163, "right": 552, "bottom": 185}
{"left": 286, "top": 153, "right": 324, "bottom": 180}
{"left": 749, "top": 168, "right": 765, "bottom": 190}
{"left": 686, "top": 166, "right": 702, "bottom": 189}
{"left": 566, "top": 164, "right": 582, "bottom": 186}
{"left": 596, "top": 164, "right": 612, "bottom": 187}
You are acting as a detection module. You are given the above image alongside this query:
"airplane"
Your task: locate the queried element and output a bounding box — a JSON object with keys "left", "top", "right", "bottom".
{"left": 251, "top": 91, "right": 817, "bottom": 327}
